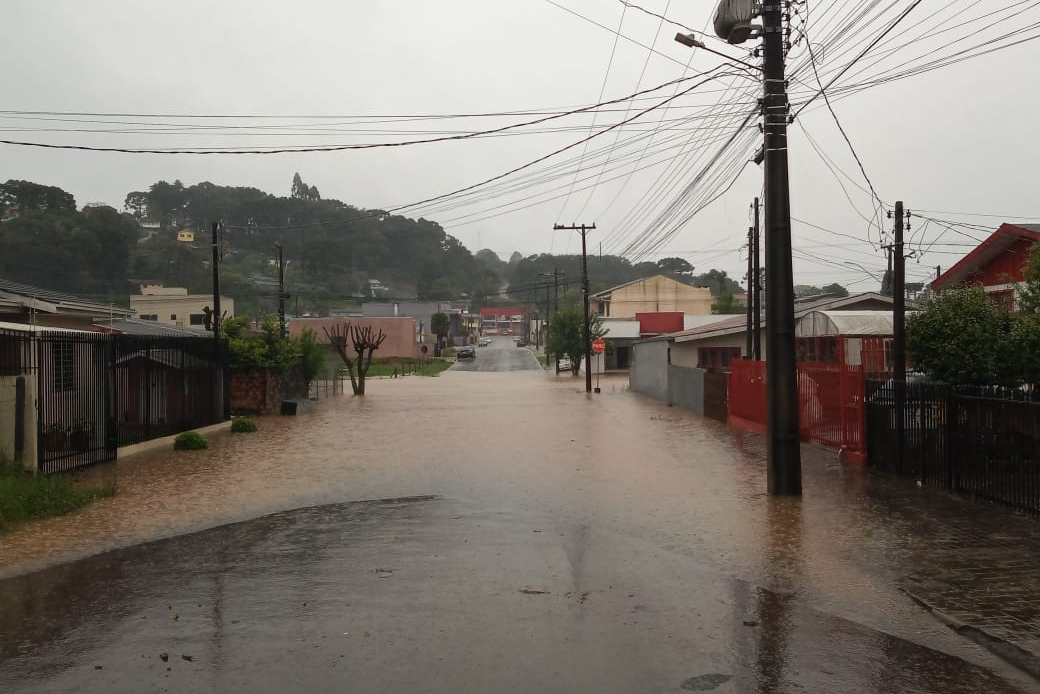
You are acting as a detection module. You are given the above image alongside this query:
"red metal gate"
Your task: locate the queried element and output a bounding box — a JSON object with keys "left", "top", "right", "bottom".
{"left": 728, "top": 359, "right": 866, "bottom": 465}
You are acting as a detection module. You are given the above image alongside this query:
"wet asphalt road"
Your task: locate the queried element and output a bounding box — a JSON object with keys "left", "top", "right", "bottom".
{"left": 1, "top": 344, "right": 1038, "bottom": 693}
{"left": 450, "top": 336, "right": 542, "bottom": 372}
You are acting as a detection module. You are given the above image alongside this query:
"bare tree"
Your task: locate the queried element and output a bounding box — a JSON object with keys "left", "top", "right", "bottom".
{"left": 323, "top": 323, "right": 388, "bottom": 395}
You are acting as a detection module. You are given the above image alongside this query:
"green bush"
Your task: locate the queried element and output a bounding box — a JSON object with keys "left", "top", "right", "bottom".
{"left": 174, "top": 431, "right": 208, "bottom": 450}
{"left": 231, "top": 417, "right": 257, "bottom": 433}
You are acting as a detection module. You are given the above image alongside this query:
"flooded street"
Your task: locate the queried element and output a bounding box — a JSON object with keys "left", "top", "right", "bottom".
{"left": 1, "top": 342, "right": 1038, "bottom": 692}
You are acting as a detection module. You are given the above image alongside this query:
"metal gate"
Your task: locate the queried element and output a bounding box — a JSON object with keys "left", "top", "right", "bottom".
{"left": 36, "top": 331, "right": 117, "bottom": 474}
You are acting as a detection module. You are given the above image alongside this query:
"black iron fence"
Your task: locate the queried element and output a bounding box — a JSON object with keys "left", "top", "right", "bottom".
{"left": 0, "top": 327, "right": 227, "bottom": 475}
{"left": 867, "top": 381, "right": 1040, "bottom": 515}
{"left": 113, "top": 335, "right": 228, "bottom": 447}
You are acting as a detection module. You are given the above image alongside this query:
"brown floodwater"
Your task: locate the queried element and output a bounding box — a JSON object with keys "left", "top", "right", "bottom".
{"left": 0, "top": 364, "right": 1035, "bottom": 686}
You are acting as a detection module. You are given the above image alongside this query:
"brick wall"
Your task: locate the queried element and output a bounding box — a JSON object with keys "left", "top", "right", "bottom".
{"left": 230, "top": 366, "right": 307, "bottom": 415}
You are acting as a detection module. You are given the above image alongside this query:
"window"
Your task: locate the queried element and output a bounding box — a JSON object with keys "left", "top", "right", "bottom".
{"left": 989, "top": 289, "right": 1015, "bottom": 312}
{"left": 170, "top": 314, "right": 177, "bottom": 321}
{"left": 190, "top": 314, "right": 205, "bottom": 325}
{"left": 53, "top": 341, "right": 74, "bottom": 392}
{"left": 697, "top": 347, "right": 742, "bottom": 372}
{"left": 139, "top": 314, "right": 158, "bottom": 321}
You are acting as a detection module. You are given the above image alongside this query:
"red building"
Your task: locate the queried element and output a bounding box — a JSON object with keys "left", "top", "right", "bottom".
{"left": 932, "top": 222, "right": 1040, "bottom": 309}
{"left": 479, "top": 307, "right": 527, "bottom": 335}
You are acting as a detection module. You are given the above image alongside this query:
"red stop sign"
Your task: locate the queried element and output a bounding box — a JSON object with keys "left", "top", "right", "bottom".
{"left": 592, "top": 338, "right": 606, "bottom": 353}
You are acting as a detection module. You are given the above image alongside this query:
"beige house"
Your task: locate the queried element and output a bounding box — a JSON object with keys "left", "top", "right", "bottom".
{"left": 130, "top": 284, "right": 233, "bottom": 329}
{"left": 591, "top": 275, "right": 712, "bottom": 318}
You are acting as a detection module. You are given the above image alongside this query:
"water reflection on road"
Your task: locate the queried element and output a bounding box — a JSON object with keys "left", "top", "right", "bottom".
{"left": 0, "top": 365, "right": 1036, "bottom": 692}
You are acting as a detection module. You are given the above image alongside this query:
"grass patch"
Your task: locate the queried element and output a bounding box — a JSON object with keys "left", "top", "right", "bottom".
{"left": 365, "top": 359, "right": 452, "bottom": 378}
{"left": 0, "top": 463, "right": 112, "bottom": 531}
{"left": 174, "top": 431, "right": 209, "bottom": 450}
{"left": 536, "top": 354, "right": 550, "bottom": 366}
{"left": 231, "top": 417, "right": 258, "bottom": 433}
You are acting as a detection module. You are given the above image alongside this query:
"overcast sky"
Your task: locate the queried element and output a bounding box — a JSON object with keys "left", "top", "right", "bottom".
{"left": 4, "top": 0, "right": 1039, "bottom": 291}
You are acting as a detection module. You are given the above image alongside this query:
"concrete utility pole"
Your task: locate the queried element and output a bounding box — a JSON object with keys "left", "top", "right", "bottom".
{"left": 713, "top": 0, "right": 800, "bottom": 495}
{"left": 211, "top": 221, "right": 222, "bottom": 343}
{"left": 554, "top": 224, "right": 596, "bottom": 393}
{"left": 275, "top": 243, "right": 287, "bottom": 338}
{"left": 888, "top": 201, "right": 907, "bottom": 472}
{"left": 753, "top": 196, "right": 762, "bottom": 360}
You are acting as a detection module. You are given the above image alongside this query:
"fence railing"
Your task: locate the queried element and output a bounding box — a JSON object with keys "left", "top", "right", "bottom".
{"left": 2, "top": 328, "right": 228, "bottom": 474}
{"left": 867, "top": 381, "right": 1040, "bottom": 515}
{"left": 113, "top": 335, "right": 228, "bottom": 447}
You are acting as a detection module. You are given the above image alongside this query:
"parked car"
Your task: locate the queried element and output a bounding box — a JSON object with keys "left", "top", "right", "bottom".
{"left": 557, "top": 357, "right": 572, "bottom": 372}
{"left": 457, "top": 345, "right": 476, "bottom": 359}
{"left": 478, "top": 338, "right": 491, "bottom": 347}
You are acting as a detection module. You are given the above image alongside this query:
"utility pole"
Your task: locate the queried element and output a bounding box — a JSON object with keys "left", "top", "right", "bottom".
{"left": 275, "top": 243, "right": 287, "bottom": 338}
{"left": 888, "top": 201, "right": 907, "bottom": 472}
{"left": 752, "top": 196, "right": 762, "bottom": 360}
{"left": 711, "top": 1, "right": 800, "bottom": 492}
{"left": 760, "top": 2, "right": 801, "bottom": 494}
{"left": 554, "top": 224, "right": 596, "bottom": 393}
{"left": 211, "top": 221, "right": 223, "bottom": 343}
{"left": 746, "top": 226, "right": 754, "bottom": 358}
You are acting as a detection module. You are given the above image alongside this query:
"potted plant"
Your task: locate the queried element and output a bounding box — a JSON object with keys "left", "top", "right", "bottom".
{"left": 69, "top": 419, "right": 93, "bottom": 452}
{"left": 43, "top": 423, "right": 68, "bottom": 452}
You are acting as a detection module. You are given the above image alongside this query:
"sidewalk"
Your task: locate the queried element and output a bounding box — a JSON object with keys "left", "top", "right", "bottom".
{"left": 744, "top": 430, "right": 1040, "bottom": 675}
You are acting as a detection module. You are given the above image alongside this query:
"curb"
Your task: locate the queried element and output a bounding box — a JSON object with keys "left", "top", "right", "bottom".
{"left": 899, "top": 587, "right": 1040, "bottom": 682}
{"left": 116, "top": 420, "right": 233, "bottom": 460}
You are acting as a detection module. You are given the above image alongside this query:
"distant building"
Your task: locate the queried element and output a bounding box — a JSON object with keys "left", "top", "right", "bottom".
{"left": 129, "top": 284, "right": 234, "bottom": 329}
{"left": 288, "top": 317, "right": 419, "bottom": 359}
{"left": 591, "top": 275, "right": 713, "bottom": 318}
{"left": 479, "top": 307, "right": 526, "bottom": 335}
{"left": 176, "top": 229, "right": 195, "bottom": 243}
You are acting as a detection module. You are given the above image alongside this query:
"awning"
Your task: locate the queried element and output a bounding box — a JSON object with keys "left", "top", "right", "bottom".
{"left": 795, "top": 310, "right": 893, "bottom": 337}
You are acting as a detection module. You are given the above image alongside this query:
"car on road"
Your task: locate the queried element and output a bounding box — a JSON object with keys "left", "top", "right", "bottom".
{"left": 557, "top": 357, "right": 572, "bottom": 372}
{"left": 457, "top": 345, "right": 476, "bottom": 359}
{"left": 478, "top": 338, "right": 491, "bottom": 347}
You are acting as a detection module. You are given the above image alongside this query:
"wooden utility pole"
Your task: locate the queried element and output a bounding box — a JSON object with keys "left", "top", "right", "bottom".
{"left": 752, "top": 196, "right": 762, "bottom": 360}
{"left": 888, "top": 201, "right": 907, "bottom": 472}
{"left": 211, "top": 221, "right": 222, "bottom": 342}
{"left": 275, "top": 243, "right": 287, "bottom": 338}
{"left": 553, "top": 224, "right": 596, "bottom": 393}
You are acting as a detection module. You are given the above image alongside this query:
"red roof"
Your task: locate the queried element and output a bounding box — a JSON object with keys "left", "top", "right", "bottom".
{"left": 932, "top": 223, "right": 1040, "bottom": 290}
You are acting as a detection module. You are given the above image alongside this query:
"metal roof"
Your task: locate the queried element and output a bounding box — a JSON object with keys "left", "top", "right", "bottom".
{"left": 643, "top": 292, "right": 894, "bottom": 344}
{"left": 795, "top": 310, "right": 894, "bottom": 337}
{"left": 94, "top": 317, "right": 208, "bottom": 337}
{"left": 0, "top": 278, "right": 133, "bottom": 316}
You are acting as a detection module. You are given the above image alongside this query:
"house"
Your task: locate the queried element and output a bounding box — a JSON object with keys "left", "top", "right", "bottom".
{"left": 592, "top": 312, "right": 732, "bottom": 372}
{"left": 0, "top": 278, "right": 133, "bottom": 330}
{"left": 176, "top": 229, "right": 195, "bottom": 243}
{"left": 130, "top": 284, "right": 234, "bottom": 329}
{"left": 643, "top": 292, "right": 894, "bottom": 374}
{"left": 591, "top": 274, "right": 712, "bottom": 318}
{"left": 363, "top": 301, "right": 457, "bottom": 344}
{"left": 288, "top": 317, "right": 420, "bottom": 359}
{"left": 931, "top": 222, "right": 1040, "bottom": 309}
{"left": 630, "top": 293, "right": 893, "bottom": 408}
